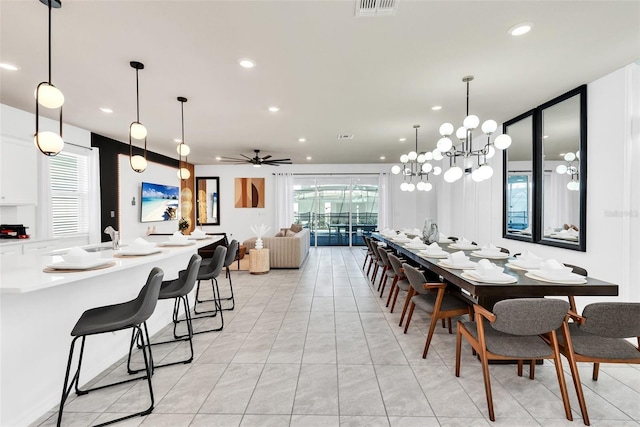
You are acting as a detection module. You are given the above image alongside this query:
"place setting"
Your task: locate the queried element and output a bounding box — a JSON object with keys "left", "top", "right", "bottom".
{"left": 461, "top": 259, "right": 517, "bottom": 284}
{"left": 188, "top": 228, "right": 210, "bottom": 240}
{"left": 158, "top": 231, "right": 197, "bottom": 247}
{"left": 506, "top": 251, "right": 544, "bottom": 271}
{"left": 525, "top": 259, "right": 587, "bottom": 284}
{"left": 418, "top": 242, "right": 450, "bottom": 259}
{"left": 44, "top": 247, "right": 116, "bottom": 272}
{"left": 389, "top": 232, "right": 411, "bottom": 243}
{"left": 437, "top": 250, "right": 477, "bottom": 269}
{"left": 470, "top": 243, "right": 510, "bottom": 260}
{"left": 448, "top": 237, "right": 479, "bottom": 251}
{"left": 404, "top": 236, "right": 428, "bottom": 250}
{"left": 115, "top": 238, "right": 162, "bottom": 257}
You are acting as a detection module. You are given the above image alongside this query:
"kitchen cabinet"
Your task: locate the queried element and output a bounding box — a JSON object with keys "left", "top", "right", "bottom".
{"left": 0, "top": 136, "right": 37, "bottom": 205}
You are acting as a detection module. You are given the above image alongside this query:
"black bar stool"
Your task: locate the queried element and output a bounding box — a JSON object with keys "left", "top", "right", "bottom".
{"left": 191, "top": 245, "right": 227, "bottom": 334}
{"left": 128, "top": 254, "right": 202, "bottom": 373}
{"left": 57, "top": 267, "right": 164, "bottom": 427}
{"left": 220, "top": 239, "right": 239, "bottom": 311}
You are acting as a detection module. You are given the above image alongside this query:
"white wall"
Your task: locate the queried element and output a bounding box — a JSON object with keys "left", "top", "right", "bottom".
{"left": 435, "top": 63, "right": 640, "bottom": 307}
{"left": 118, "top": 154, "right": 183, "bottom": 242}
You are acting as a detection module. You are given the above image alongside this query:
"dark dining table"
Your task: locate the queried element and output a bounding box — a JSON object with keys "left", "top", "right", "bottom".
{"left": 372, "top": 233, "right": 618, "bottom": 309}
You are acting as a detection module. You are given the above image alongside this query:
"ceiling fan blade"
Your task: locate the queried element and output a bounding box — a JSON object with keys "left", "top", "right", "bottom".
{"left": 265, "top": 158, "right": 291, "bottom": 163}
{"left": 240, "top": 154, "right": 253, "bottom": 161}
{"left": 261, "top": 155, "right": 272, "bottom": 161}
{"left": 219, "top": 156, "right": 247, "bottom": 162}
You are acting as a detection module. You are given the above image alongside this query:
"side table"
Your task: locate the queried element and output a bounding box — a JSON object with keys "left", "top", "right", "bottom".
{"left": 249, "top": 248, "right": 270, "bottom": 274}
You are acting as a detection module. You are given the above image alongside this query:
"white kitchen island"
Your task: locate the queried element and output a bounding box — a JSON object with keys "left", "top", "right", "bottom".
{"left": 0, "top": 236, "right": 222, "bottom": 427}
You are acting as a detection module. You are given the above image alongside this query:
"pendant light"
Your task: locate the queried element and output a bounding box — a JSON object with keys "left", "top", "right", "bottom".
{"left": 176, "top": 97, "right": 191, "bottom": 180}
{"left": 129, "top": 61, "right": 148, "bottom": 173}
{"left": 34, "top": 0, "right": 64, "bottom": 156}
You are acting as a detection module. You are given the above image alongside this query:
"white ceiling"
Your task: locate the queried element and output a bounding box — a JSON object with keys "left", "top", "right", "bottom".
{"left": 1, "top": 1, "right": 638, "bottom": 166}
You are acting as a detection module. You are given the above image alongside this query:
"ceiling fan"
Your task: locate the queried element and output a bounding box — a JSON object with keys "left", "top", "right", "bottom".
{"left": 219, "top": 149, "right": 292, "bottom": 167}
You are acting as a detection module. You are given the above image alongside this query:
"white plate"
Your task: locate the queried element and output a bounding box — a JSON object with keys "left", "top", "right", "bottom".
{"left": 391, "top": 237, "right": 410, "bottom": 243}
{"left": 438, "top": 260, "right": 476, "bottom": 269}
{"left": 506, "top": 261, "right": 542, "bottom": 271}
{"left": 461, "top": 271, "right": 517, "bottom": 284}
{"left": 405, "top": 243, "right": 428, "bottom": 250}
{"left": 158, "top": 240, "right": 195, "bottom": 247}
{"left": 118, "top": 248, "right": 162, "bottom": 256}
{"left": 449, "top": 243, "right": 478, "bottom": 251}
{"left": 525, "top": 271, "right": 587, "bottom": 284}
{"left": 438, "top": 238, "right": 453, "bottom": 244}
{"left": 419, "top": 251, "right": 450, "bottom": 259}
{"left": 470, "top": 251, "right": 510, "bottom": 259}
{"left": 47, "top": 258, "right": 114, "bottom": 270}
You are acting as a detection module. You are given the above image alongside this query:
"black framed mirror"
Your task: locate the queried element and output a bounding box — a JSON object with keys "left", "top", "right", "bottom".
{"left": 503, "top": 85, "right": 587, "bottom": 251}
{"left": 196, "top": 176, "right": 220, "bottom": 226}
{"left": 503, "top": 110, "right": 535, "bottom": 242}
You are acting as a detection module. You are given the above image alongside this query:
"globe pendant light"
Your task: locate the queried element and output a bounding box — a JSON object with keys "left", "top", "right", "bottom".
{"left": 34, "top": 0, "right": 64, "bottom": 156}
{"left": 176, "top": 97, "right": 191, "bottom": 180}
{"left": 391, "top": 125, "right": 434, "bottom": 191}
{"left": 438, "top": 76, "right": 512, "bottom": 183}
{"left": 129, "top": 61, "right": 148, "bottom": 173}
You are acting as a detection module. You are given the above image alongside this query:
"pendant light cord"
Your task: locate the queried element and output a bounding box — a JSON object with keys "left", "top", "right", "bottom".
{"left": 48, "top": 0, "right": 52, "bottom": 83}
{"left": 135, "top": 68, "right": 140, "bottom": 122}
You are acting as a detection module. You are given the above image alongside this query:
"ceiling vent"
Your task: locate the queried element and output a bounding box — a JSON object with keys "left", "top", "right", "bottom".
{"left": 337, "top": 134, "right": 354, "bottom": 140}
{"left": 356, "top": 0, "right": 398, "bottom": 17}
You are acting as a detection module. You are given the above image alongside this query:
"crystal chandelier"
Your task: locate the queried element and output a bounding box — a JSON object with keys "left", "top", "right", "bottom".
{"left": 437, "top": 76, "right": 512, "bottom": 183}
{"left": 391, "top": 125, "right": 442, "bottom": 192}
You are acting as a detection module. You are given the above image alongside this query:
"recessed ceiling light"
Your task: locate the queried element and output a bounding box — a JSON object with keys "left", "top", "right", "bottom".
{"left": 215, "top": 156, "right": 222, "bottom": 161}
{"left": 380, "top": 156, "right": 386, "bottom": 160}
{"left": 306, "top": 156, "right": 312, "bottom": 160}
{"left": 238, "top": 58, "right": 256, "bottom": 68}
{"left": 0, "top": 62, "right": 20, "bottom": 71}
{"left": 399, "top": 138, "right": 406, "bottom": 142}
{"left": 174, "top": 138, "right": 182, "bottom": 143}
{"left": 508, "top": 22, "right": 534, "bottom": 36}
{"left": 99, "top": 107, "right": 113, "bottom": 113}
{"left": 431, "top": 106, "right": 442, "bottom": 111}
{"left": 268, "top": 106, "right": 280, "bottom": 112}
{"left": 298, "top": 138, "right": 306, "bottom": 143}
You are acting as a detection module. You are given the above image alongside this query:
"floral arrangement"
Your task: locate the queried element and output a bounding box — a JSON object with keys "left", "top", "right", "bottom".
{"left": 178, "top": 217, "right": 189, "bottom": 233}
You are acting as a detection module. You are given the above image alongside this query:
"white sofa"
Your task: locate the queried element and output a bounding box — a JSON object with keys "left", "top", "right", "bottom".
{"left": 243, "top": 228, "right": 310, "bottom": 268}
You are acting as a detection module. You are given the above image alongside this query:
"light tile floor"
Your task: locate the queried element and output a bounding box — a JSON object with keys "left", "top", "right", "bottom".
{"left": 36, "top": 247, "right": 640, "bottom": 427}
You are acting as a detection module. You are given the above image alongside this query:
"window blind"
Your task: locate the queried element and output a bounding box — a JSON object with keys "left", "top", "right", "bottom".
{"left": 50, "top": 151, "right": 89, "bottom": 235}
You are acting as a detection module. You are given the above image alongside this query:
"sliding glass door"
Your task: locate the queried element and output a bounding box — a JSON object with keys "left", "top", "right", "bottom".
{"left": 293, "top": 175, "right": 379, "bottom": 247}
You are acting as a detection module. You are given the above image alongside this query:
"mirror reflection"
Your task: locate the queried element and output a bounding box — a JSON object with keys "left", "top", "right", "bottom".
{"left": 504, "top": 114, "right": 534, "bottom": 240}
{"left": 196, "top": 177, "right": 220, "bottom": 226}
{"left": 541, "top": 94, "right": 581, "bottom": 245}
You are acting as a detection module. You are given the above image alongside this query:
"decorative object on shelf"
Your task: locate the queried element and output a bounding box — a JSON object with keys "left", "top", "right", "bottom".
{"left": 235, "top": 177, "right": 265, "bottom": 208}
{"left": 128, "top": 61, "right": 148, "bottom": 173}
{"left": 176, "top": 96, "right": 191, "bottom": 180}
{"left": 250, "top": 224, "right": 271, "bottom": 250}
{"left": 34, "top": 0, "right": 64, "bottom": 157}
{"left": 220, "top": 149, "right": 292, "bottom": 167}
{"left": 555, "top": 151, "right": 580, "bottom": 191}
{"left": 178, "top": 217, "right": 189, "bottom": 233}
{"left": 422, "top": 218, "right": 440, "bottom": 244}
{"left": 390, "top": 125, "right": 441, "bottom": 191}
{"left": 438, "top": 76, "right": 512, "bottom": 183}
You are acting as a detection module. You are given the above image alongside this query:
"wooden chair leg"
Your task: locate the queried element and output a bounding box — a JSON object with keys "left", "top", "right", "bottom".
{"left": 447, "top": 317, "right": 453, "bottom": 334}
{"left": 390, "top": 285, "right": 401, "bottom": 313}
{"left": 592, "top": 363, "right": 600, "bottom": 381}
{"left": 561, "top": 323, "right": 590, "bottom": 425}
{"left": 403, "top": 302, "right": 415, "bottom": 334}
{"left": 422, "top": 314, "right": 441, "bottom": 358}
{"left": 517, "top": 360, "right": 523, "bottom": 377}
{"left": 549, "top": 332, "right": 573, "bottom": 421}
{"left": 480, "top": 353, "right": 496, "bottom": 422}
{"left": 455, "top": 324, "right": 463, "bottom": 377}
{"left": 385, "top": 276, "right": 398, "bottom": 307}
{"left": 441, "top": 318, "right": 446, "bottom": 328}
{"left": 377, "top": 267, "right": 387, "bottom": 292}
{"left": 529, "top": 360, "right": 535, "bottom": 380}
{"left": 399, "top": 288, "right": 414, "bottom": 327}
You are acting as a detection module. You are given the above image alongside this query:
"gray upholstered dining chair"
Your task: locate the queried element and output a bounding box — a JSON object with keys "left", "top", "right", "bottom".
{"left": 386, "top": 253, "right": 409, "bottom": 313}
{"left": 375, "top": 247, "right": 395, "bottom": 297}
{"left": 403, "top": 263, "right": 472, "bottom": 358}
{"left": 455, "top": 298, "right": 573, "bottom": 423}
{"left": 557, "top": 302, "right": 640, "bottom": 426}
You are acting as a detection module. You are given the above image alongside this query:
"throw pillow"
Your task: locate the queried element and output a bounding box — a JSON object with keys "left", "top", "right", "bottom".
{"left": 275, "top": 231, "right": 285, "bottom": 237}
{"left": 285, "top": 229, "right": 297, "bottom": 237}
{"left": 290, "top": 223, "right": 303, "bottom": 233}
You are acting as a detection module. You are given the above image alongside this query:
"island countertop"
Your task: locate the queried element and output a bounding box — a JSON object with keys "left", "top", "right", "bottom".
{"left": 0, "top": 237, "right": 221, "bottom": 294}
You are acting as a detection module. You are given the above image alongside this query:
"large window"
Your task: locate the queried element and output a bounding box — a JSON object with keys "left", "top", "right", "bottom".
{"left": 49, "top": 151, "right": 89, "bottom": 236}
{"left": 293, "top": 175, "right": 379, "bottom": 246}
